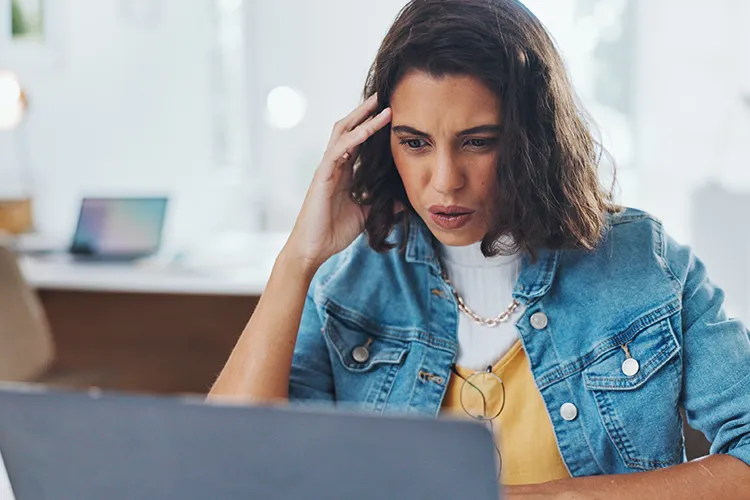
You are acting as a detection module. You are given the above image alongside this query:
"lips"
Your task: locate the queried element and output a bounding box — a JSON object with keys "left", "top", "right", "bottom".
{"left": 428, "top": 205, "right": 475, "bottom": 230}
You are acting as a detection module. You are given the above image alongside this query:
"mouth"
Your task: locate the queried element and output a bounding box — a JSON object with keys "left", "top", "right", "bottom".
{"left": 428, "top": 205, "right": 475, "bottom": 230}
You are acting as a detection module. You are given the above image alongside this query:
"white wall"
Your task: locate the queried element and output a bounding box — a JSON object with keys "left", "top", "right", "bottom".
{"left": 2, "top": 0, "right": 412, "bottom": 244}
{"left": 633, "top": 0, "right": 750, "bottom": 241}
{"left": 0, "top": 0, "right": 221, "bottom": 249}
{"left": 245, "top": 0, "right": 408, "bottom": 230}
{"left": 633, "top": 0, "right": 750, "bottom": 321}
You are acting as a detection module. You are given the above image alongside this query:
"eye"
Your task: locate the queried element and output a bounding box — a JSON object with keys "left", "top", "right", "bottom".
{"left": 400, "top": 139, "right": 428, "bottom": 151}
{"left": 465, "top": 138, "right": 497, "bottom": 149}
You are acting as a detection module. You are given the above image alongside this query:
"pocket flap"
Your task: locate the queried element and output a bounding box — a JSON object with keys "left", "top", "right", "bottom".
{"left": 324, "top": 315, "right": 410, "bottom": 373}
{"left": 583, "top": 318, "right": 679, "bottom": 391}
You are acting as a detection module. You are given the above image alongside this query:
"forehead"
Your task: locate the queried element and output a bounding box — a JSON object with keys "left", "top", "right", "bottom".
{"left": 390, "top": 71, "right": 501, "bottom": 128}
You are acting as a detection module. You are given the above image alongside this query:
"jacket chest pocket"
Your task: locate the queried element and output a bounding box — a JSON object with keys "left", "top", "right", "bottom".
{"left": 323, "top": 314, "right": 410, "bottom": 409}
{"left": 582, "top": 315, "right": 683, "bottom": 470}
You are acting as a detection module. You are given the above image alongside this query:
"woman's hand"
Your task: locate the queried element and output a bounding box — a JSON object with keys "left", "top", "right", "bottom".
{"left": 283, "top": 94, "right": 392, "bottom": 270}
{"left": 209, "top": 99, "right": 389, "bottom": 401}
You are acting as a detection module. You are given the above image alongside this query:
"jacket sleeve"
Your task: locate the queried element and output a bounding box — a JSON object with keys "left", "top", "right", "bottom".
{"left": 288, "top": 260, "right": 336, "bottom": 403}
{"left": 665, "top": 233, "right": 750, "bottom": 466}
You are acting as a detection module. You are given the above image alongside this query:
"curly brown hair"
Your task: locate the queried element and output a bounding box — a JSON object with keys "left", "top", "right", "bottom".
{"left": 352, "top": 0, "right": 619, "bottom": 258}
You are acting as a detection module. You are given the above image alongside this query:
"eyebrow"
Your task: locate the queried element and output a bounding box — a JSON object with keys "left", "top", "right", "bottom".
{"left": 391, "top": 124, "right": 502, "bottom": 138}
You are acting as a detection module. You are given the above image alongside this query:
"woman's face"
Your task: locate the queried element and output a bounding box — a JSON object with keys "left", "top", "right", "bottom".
{"left": 390, "top": 71, "right": 502, "bottom": 247}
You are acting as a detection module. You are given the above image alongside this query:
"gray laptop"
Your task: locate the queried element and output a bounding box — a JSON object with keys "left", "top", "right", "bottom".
{"left": 69, "top": 197, "right": 168, "bottom": 262}
{"left": 0, "top": 386, "right": 499, "bottom": 500}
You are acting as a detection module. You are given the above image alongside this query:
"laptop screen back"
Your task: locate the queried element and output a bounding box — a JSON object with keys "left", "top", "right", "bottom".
{"left": 70, "top": 197, "right": 168, "bottom": 257}
{"left": 0, "top": 388, "right": 500, "bottom": 500}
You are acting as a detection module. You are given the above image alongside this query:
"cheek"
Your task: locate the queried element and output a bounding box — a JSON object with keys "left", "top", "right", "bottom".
{"left": 472, "top": 159, "right": 499, "bottom": 201}
{"left": 394, "top": 159, "right": 418, "bottom": 191}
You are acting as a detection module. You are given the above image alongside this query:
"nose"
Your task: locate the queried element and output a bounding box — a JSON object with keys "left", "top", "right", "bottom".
{"left": 430, "top": 149, "right": 465, "bottom": 195}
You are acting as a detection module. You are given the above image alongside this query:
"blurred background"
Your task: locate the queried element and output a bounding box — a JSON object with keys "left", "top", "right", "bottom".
{"left": 0, "top": 0, "right": 748, "bottom": 398}
{"left": 0, "top": 2, "right": 745, "bottom": 477}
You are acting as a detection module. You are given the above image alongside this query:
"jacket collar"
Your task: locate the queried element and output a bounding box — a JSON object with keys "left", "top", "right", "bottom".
{"left": 404, "top": 213, "right": 440, "bottom": 269}
{"left": 403, "top": 213, "right": 560, "bottom": 304}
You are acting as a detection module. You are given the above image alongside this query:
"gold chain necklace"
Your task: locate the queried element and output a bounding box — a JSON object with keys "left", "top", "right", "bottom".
{"left": 439, "top": 262, "right": 520, "bottom": 327}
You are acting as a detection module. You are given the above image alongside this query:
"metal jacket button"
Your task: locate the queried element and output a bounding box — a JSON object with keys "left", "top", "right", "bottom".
{"left": 621, "top": 358, "right": 640, "bottom": 377}
{"left": 560, "top": 402, "right": 578, "bottom": 421}
{"left": 352, "top": 345, "right": 370, "bottom": 363}
{"left": 352, "top": 338, "right": 373, "bottom": 363}
{"left": 530, "top": 312, "right": 548, "bottom": 330}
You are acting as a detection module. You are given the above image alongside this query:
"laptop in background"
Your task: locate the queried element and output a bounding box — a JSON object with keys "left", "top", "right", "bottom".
{"left": 0, "top": 387, "right": 500, "bottom": 500}
{"left": 69, "top": 197, "right": 168, "bottom": 262}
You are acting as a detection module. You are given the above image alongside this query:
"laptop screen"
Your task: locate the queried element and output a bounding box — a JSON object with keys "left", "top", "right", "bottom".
{"left": 70, "top": 197, "right": 168, "bottom": 257}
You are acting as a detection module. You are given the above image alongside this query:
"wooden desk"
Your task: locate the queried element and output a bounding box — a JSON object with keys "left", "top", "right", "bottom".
{"left": 38, "top": 289, "right": 258, "bottom": 395}
{"left": 21, "top": 257, "right": 268, "bottom": 395}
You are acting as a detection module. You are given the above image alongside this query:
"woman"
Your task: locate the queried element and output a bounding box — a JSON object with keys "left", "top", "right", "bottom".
{"left": 210, "top": 0, "right": 750, "bottom": 497}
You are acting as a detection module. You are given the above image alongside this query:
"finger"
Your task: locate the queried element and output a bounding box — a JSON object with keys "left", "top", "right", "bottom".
{"left": 331, "top": 107, "right": 392, "bottom": 161}
{"left": 335, "top": 145, "right": 359, "bottom": 168}
{"left": 316, "top": 143, "right": 362, "bottom": 183}
{"left": 337, "top": 115, "right": 376, "bottom": 152}
{"left": 341, "top": 94, "right": 379, "bottom": 132}
{"left": 359, "top": 114, "right": 376, "bottom": 128}
{"left": 327, "top": 94, "right": 379, "bottom": 149}
{"left": 317, "top": 107, "right": 390, "bottom": 182}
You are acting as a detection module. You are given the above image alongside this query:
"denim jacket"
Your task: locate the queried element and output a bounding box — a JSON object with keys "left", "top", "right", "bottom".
{"left": 289, "top": 208, "right": 750, "bottom": 476}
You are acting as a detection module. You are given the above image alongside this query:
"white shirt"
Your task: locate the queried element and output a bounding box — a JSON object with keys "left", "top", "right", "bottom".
{"left": 439, "top": 240, "right": 525, "bottom": 370}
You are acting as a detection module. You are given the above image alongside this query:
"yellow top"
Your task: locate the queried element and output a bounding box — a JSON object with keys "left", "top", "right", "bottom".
{"left": 441, "top": 341, "right": 571, "bottom": 486}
